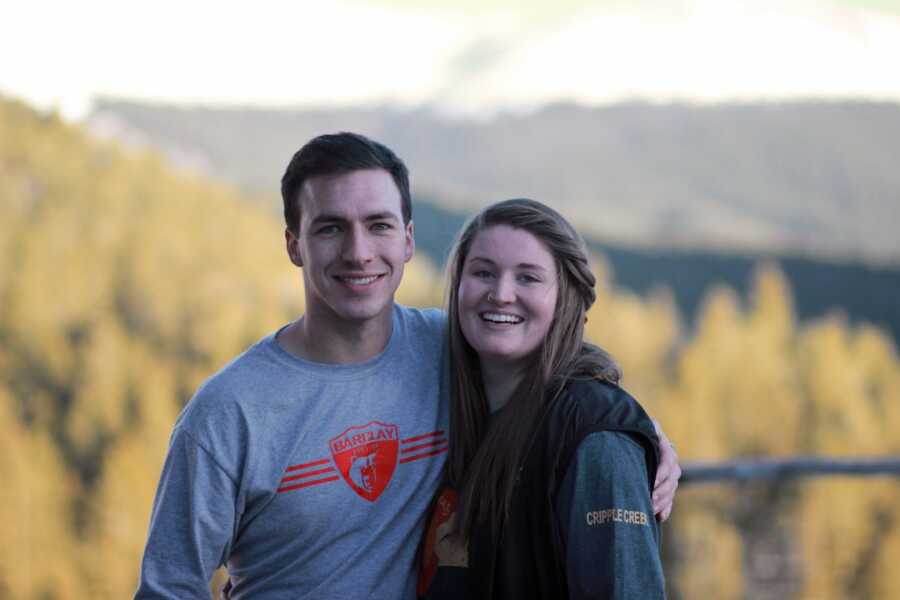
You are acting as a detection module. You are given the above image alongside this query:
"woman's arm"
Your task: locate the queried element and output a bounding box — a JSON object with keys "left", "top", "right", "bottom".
{"left": 555, "top": 431, "right": 665, "bottom": 599}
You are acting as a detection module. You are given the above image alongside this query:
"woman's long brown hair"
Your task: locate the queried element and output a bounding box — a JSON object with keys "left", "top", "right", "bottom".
{"left": 445, "top": 198, "right": 621, "bottom": 541}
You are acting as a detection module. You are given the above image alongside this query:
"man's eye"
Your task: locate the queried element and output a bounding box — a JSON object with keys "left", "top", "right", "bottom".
{"left": 371, "top": 222, "right": 392, "bottom": 232}
{"left": 317, "top": 225, "right": 340, "bottom": 235}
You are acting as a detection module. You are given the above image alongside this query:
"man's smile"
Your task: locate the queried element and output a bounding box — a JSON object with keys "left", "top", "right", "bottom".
{"left": 335, "top": 273, "right": 385, "bottom": 287}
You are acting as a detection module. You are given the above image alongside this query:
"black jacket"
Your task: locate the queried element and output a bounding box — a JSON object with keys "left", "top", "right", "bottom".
{"left": 422, "top": 378, "right": 664, "bottom": 599}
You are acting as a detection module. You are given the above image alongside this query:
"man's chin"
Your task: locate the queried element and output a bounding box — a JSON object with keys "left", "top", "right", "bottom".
{"left": 333, "top": 299, "right": 394, "bottom": 324}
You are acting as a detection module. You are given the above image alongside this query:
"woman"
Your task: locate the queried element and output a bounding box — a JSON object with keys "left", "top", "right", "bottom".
{"left": 419, "top": 199, "right": 666, "bottom": 599}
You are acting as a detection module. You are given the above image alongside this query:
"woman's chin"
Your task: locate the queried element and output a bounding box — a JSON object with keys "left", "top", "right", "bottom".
{"left": 474, "top": 348, "right": 529, "bottom": 371}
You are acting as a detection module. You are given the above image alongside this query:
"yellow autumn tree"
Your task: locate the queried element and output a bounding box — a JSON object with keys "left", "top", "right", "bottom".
{"left": 82, "top": 345, "right": 179, "bottom": 598}
{"left": 796, "top": 320, "right": 900, "bottom": 600}
{"left": 585, "top": 254, "right": 680, "bottom": 410}
{"left": 0, "top": 388, "right": 82, "bottom": 599}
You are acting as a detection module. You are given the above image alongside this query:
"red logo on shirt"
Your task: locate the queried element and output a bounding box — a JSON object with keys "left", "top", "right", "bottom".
{"left": 277, "top": 427, "right": 448, "bottom": 499}
{"left": 329, "top": 421, "right": 399, "bottom": 501}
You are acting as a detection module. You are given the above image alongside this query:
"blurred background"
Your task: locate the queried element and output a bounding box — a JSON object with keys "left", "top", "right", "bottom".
{"left": 2, "top": 0, "right": 899, "bottom": 598}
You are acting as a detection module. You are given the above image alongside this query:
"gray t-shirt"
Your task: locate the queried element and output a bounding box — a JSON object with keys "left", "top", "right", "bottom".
{"left": 135, "top": 305, "right": 449, "bottom": 599}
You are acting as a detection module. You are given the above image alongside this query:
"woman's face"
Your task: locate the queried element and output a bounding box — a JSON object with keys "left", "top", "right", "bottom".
{"left": 457, "top": 225, "right": 559, "bottom": 372}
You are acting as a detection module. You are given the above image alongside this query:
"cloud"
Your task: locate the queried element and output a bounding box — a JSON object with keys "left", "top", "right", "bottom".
{"left": 437, "top": 0, "right": 900, "bottom": 112}
{"left": 3, "top": 0, "right": 899, "bottom": 120}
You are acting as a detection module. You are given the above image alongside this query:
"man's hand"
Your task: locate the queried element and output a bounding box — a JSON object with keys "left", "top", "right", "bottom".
{"left": 651, "top": 419, "right": 681, "bottom": 521}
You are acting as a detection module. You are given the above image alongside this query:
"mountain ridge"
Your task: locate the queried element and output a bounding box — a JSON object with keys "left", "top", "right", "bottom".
{"left": 87, "top": 98, "right": 900, "bottom": 265}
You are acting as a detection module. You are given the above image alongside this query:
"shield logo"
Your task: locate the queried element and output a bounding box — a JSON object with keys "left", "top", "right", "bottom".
{"left": 329, "top": 421, "right": 400, "bottom": 502}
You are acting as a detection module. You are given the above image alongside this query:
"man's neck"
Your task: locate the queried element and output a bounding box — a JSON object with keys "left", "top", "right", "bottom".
{"left": 277, "top": 306, "right": 394, "bottom": 365}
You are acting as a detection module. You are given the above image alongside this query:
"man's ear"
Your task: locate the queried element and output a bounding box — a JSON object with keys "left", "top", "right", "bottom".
{"left": 286, "top": 228, "right": 303, "bottom": 267}
{"left": 404, "top": 219, "right": 415, "bottom": 263}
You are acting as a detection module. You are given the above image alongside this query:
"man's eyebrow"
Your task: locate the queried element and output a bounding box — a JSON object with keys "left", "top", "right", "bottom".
{"left": 309, "top": 213, "right": 348, "bottom": 226}
{"left": 309, "top": 212, "right": 400, "bottom": 225}
{"left": 363, "top": 212, "right": 400, "bottom": 222}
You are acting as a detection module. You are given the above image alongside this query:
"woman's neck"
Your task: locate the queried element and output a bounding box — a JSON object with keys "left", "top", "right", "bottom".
{"left": 480, "top": 361, "right": 526, "bottom": 413}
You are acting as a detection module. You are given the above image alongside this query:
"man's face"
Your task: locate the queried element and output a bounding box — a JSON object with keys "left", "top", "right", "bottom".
{"left": 286, "top": 169, "right": 414, "bottom": 329}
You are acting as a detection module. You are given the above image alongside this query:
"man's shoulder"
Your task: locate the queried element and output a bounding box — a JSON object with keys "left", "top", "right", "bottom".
{"left": 394, "top": 304, "right": 447, "bottom": 340}
{"left": 176, "top": 333, "right": 280, "bottom": 430}
{"left": 203, "top": 333, "right": 278, "bottom": 390}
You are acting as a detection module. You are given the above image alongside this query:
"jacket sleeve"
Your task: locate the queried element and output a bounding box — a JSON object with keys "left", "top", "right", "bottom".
{"left": 134, "top": 427, "right": 237, "bottom": 599}
{"left": 554, "top": 431, "right": 665, "bottom": 599}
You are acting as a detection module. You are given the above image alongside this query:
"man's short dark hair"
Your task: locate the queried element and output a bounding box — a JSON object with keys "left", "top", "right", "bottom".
{"left": 281, "top": 132, "right": 412, "bottom": 234}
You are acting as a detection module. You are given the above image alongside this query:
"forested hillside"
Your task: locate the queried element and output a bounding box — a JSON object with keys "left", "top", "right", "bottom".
{"left": 3, "top": 97, "right": 899, "bottom": 599}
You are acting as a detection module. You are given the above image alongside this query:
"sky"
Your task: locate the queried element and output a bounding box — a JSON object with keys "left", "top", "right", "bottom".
{"left": 2, "top": 0, "right": 900, "bottom": 120}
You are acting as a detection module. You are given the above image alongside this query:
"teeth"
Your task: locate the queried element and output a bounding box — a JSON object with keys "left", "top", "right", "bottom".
{"left": 342, "top": 276, "right": 379, "bottom": 285}
{"left": 482, "top": 313, "right": 523, "bottom": 324}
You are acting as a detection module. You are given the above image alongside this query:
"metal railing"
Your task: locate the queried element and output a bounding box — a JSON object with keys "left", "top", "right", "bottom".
{"left": 681, "top": 455, "right": 900, "bottom": 485}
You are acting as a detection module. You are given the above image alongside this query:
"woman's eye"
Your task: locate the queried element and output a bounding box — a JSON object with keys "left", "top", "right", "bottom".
{"left": 472, "top": 270, "right": 493, "bottom": 279}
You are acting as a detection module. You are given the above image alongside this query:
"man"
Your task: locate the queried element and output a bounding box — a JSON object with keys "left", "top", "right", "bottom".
{"left": 135, "top": 132, "right": 680, "bottom": 599}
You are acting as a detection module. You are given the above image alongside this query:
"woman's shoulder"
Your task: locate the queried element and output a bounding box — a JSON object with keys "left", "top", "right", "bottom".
{"left": 536, "top": 378, "right": 659, "bottom": 507}
{"left": 565, "top": 376, "right": 634, "bottom": 402}
{"left": 551, "top": 377, "right": 656, "bottom": 443}
{"left": 559, "top": 377, "right": 643, "bottom": 417}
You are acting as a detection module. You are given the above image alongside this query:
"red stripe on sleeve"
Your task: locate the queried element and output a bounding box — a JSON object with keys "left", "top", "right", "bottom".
{"left": 280, "top": 466, "right": 336, "bottom": 484}
{"left": 399, "top": 445, "right": 449, "bottom": 464}
{"left": 285, "top": 458, "right": 330, "bottom": 472}
{"left": 277, "top": 475, "right": 340, "bottom": 493}
{"left": 400, "top": 430, "right": 445, "bottom": 445}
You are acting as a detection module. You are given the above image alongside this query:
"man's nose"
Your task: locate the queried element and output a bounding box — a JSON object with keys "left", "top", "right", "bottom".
{"left": 342, "top": 225, "right": 375, "bottom": 264}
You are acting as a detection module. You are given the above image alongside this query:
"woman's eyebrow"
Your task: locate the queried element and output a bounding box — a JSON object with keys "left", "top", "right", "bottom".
{"left": 468, "top": 256, "right": 549, "bottom": 271}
